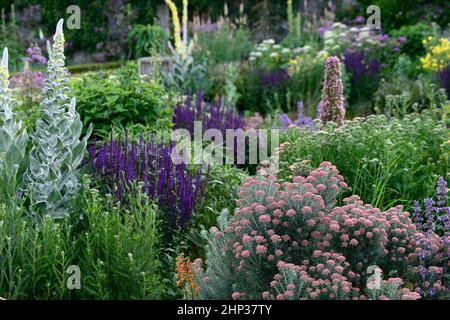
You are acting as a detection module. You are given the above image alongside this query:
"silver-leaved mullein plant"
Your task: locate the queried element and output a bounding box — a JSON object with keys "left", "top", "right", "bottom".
{"left": 26, "top": 19, "right": 92, "bottom": 218}
{"left": 0, "top": 47, "right": 29, "bottom": 205}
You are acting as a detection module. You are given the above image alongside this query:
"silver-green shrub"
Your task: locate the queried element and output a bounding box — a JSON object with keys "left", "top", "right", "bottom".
{"left": 0, "top": 47, "right": 28, "bottom": 205}
{"left": 26, "top": 19, "right": 92, "bottom": 218}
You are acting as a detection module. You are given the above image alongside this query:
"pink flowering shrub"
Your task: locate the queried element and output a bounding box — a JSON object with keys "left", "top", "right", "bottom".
{"left": 265, "top": 257, "right": 420, "bottom": 300}
{"left": 317, "top": 56, "right": 345, "bottom": 125}
{"left": 193, "top": 162, "right": 447, "bottom": 300}
{"left": 320, "top": 196, "right": 417, "bottom": 275}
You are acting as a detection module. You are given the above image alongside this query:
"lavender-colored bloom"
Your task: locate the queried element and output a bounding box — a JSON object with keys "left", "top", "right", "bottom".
{"left": 276, "top": 101, "right": 314, "bottom": 130}
{"left": 259, "top": 69, "right": 289, "bottom": 88}
{"left": 173, "top": 92, "right": 244, "bottom": 137}
{"left": 9, "top": 70, "right": 44, "bottom": 105}
{"left": 278, "top": 113, "right": 292, "bottom": 129}
{"left": 318, "top": 56, "right": 345, "bottom": 125}
{"left": 412, "top": 176, "right": 449, "bottom": 236}
{"left": 244, "top": 113, "right": 264, "bottom": 130}
{"left": 424, "top": 197, "right": 435, "bottom": 232}
{"left": 397, "top": 36, "right": 407, "bottom": 44}
{"left": 85, "top": 133, "right": 209, "bottom": 228}
{"left": 437, "top": 66, "right": 450, "bottom": 94}
{"left": 18, "top": 5, "right": 42, "bottom": 26}
{"left": 412, "top": 177, "right": 449, "bottom": 298}
{"left": 26, "top": 46, "right": 47, "bottom": 65}
{"left": 316, "top": 20, "right": 333, "bottom": 36}
{"left": 436, "top": 177, "right": 448, "bottom": 207}
{"left": 316, "top": 27, "right": 325, "bottom": 34}
{"left": 293, "top": 101, "right": 313, "bottom": 128}
{"left": 353, "top": 16, "right": 365, "bottom": 24}
{"left": 343, "top": 50, "right": 380, "bottom": 85}
{"left": 413, "top": 200, "right": 423, "bottom": 230}
{"left": 377, "top": 34, "right": 389, "bottom": 42}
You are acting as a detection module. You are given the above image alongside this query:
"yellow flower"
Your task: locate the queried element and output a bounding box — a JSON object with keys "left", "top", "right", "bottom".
{"left": 165, "top": 0, "right": 183, "bottom": 53}
{"left": 270, "top": 52, "right": 281, "bottom": 60}
{"left": 420, "top": 36, "right": 450, "bottom": 71}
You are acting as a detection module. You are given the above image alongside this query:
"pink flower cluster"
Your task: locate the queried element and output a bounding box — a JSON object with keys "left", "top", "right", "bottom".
{"left": 317, "top": 56, "right": 345, "bottom": 125}
{"left": 264, "top": 253, "right": 420, "bottom": 300}
{"left": 319, "top": 195, "right": 417, "bottom": 272}
{"left": 267, "top": 252, "right": 355, "bottom": 300}
{"left": 193, "top": 162, "right": 448, "bottom": 300}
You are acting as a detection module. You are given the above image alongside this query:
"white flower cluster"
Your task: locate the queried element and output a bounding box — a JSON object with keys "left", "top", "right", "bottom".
{"left": 323, "top": 22, "right": 384, "bottom": 55}
{"left": 249, "top": 38, "right": 329, "bottom": 71}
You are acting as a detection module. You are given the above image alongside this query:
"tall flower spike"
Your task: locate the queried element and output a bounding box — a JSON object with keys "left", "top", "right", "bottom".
{"left": 182, "top": 0, "right": 189, "bottom": 48}
{"left": 26, "top": 19, "right": 92, "bottom": 218}
{"left": 0, "top": 47, "right": 8, "bottom": 82}
{"left": 0, "top": 47, "right": 28, "bottom": 205}
{"left": 318, "top": 56, "right": 345, "bottom": 125}
{"left": 165, "top": 0, "right": 183, "bottom": 53}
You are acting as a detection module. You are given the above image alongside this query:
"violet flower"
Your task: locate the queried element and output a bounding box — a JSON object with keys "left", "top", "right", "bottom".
{"left": 353, "top": 16, "right": 365, "bottom": 24}
{"left": 438, "top": 66, "right": 450, "bottom": 94}
{"left": 343, "top": 50, "right": 380, "bottom": 85}
{"left": 397, "top": 36, "right": 407, "bottom": 44}
{"left": 173, "top": 92, "right": 245, "bottom": 137}
{"left": 258, "top": 69, "right": 289, "bottom": 88}
{"left": 275, "top": 101, "right": 313, "bottom": 130}
{"left": 85, "top": 132, "right": 210, "bottom": 228}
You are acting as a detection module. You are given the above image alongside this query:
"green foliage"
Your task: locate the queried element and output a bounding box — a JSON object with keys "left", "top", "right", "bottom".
{"left": 354, "top": 0, "right": 449, "bottom": 32}
{"left": 194, "top": 23, "right": 253, "bottom": 65}
{"left": 390, "top": 23, "right": 435, "bottom": 59}
{"left": 0, "top": 5, "right": 24, "bottom": 73}
{"left": 0, "top": 204, "right": 71, "bottom": 299}
{"left": 288, "top": 61, "right": 324, "bottom": 115}
{"left": 237, "top": 53, "right": 324, "bottom": 116}
{"left": 70, "top": 178, "right": 170, "bottom": 299}
{"left": 282, "top": 2, "right": 320, "bottom": 49}
{"left": 166, "top": 50, "right": 210, "bottom": 95}
{"left": 26, "top": 20, "right": 92, "bottom": 218}
{"left": 278, "top": 114, "right": 449, "bottom": 210}
{"left": 71, "top": 62, "right": 173, "bottom": 138}
{"left": 196, "top": 164, "right": 247, "bottom": 229}
{"left": 204, "top": 62, "right": 241, "bottom": 104}
{"left": 127, "top": 24, "right": 168, "bottom": 59}
{"left": 389, "top": 54, "right": 420, "bottom": 80}
{"left": 67, "top": 61, "right": 122, "bottom": 75}
{"left": 0, "top": 176, "right": 173, "bottom": 299}
{"left": 2, "top": 0, "right": 161, "bottom": 58}
{"left": 183, "top": 164, "right": 248, "bottom": 260}
{"left": 374, "top": 74, "right": 449, "bottom": 116}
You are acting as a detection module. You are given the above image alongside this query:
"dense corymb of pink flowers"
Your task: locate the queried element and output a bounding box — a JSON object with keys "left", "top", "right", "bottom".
{"left": 193, "top": 162, "right": 448, "bottom": 300}
{"left": 321, "top": 196, "right": 417, "bottom": 273}
{"left": 317, "top": 56, "right": 345, "bottom": 125}
{"left": 265, "top": 252, "right": 420, "bottom": 300}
